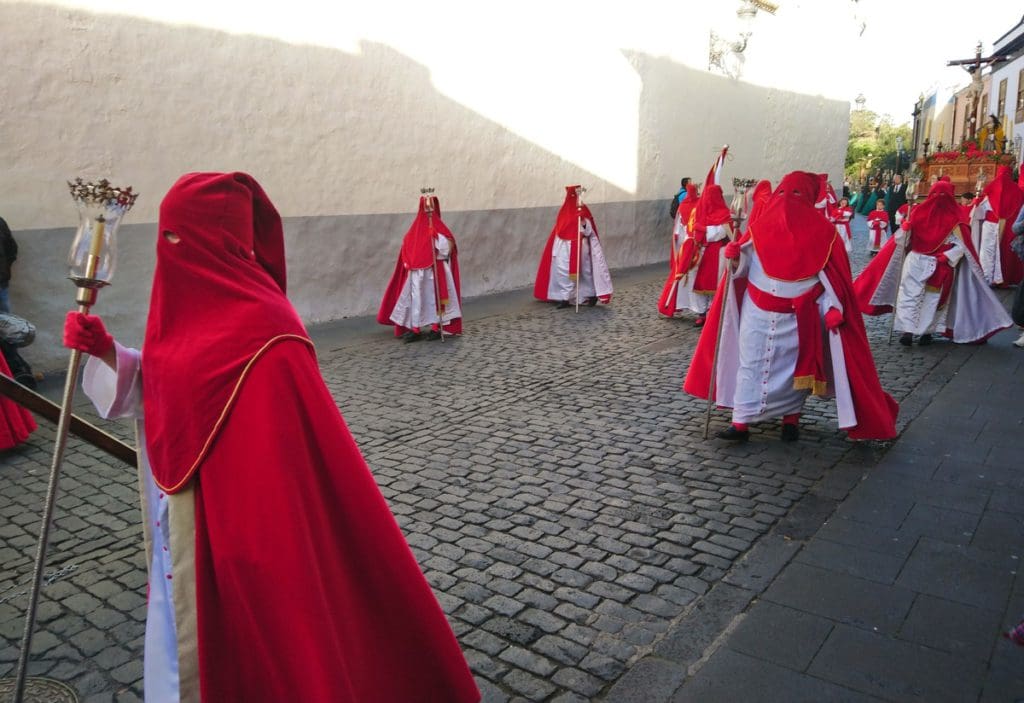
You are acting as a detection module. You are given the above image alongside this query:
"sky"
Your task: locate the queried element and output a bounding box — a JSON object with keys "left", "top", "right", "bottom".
{"left": 840, "top": 1, "right": 1023, "bottom": 123}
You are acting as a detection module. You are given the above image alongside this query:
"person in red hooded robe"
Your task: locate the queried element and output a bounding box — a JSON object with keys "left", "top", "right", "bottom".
{"left": 655, "top": 185, "right": 732, "bottom": 326}
{"left": 854, "top": 180, "right": 1012, "bottom": 346}
{"left": 657, "top": 183, "right": 700, "bottom": 317}
{"left": 683, "top": 171, "right": 898, "bottom": 442}
{"left": 866, "top": 198, "right": 890, "bottom": 255}
{"left": 534, "top": 185, "right": 612, "bottom": 308}
{"left": 63, "top": 173, "right": 480, "bottom": 703}
{"left": 969, "top": 164, "right": 1024, "bottom": 287}
{"left": 830, "top": 197, "right": 854, "bottom": 252}
{"left": 377, "top": 195, "right": 462, "bottom": 342}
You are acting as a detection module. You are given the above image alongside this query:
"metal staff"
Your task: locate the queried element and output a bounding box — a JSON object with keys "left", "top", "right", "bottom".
{"left": 12, "top": 180, "right": 136, "bottom": 703}
{"left": 703, "top": 262, "right": 734, "bottom": 440}
{"left": 421, "top": 187, "right": 445, "bottom": 343}
{"left": 575, "top": 186, "right": 584, "bottom": 313}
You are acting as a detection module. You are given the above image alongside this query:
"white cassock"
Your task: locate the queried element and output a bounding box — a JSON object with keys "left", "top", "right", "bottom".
{"left": 673, "top": 223, "right": 728, "bottom": 315}
{"left": 728, "top": 248, "right": 853, "bottom": 426}
{"left": 867, "top": 229, "right": 1012, "bottom": 342}
{"left": 82, "top": 344, "right": 181, "bottom": 703}
{"left": 894, "top": 234, "right": 964, "bottom": 335}
{"left": 970, "top": 198, "right": 1003, "bottom": 285}
{"left": 547, "top": 219, "right": 613, "bottom": 302}
{"left": 388, "top": 235, "right": 461, "bottom": 329}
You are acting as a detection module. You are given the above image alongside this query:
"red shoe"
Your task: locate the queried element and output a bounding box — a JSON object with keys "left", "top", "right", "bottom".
{"left": 694, "top": 316, "right": 706, "bottom": 328}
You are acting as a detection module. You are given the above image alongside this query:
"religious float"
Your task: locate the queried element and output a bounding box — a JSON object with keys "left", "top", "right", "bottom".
{"left": 912, "top": 141, "right": 1015, "bottom": 199}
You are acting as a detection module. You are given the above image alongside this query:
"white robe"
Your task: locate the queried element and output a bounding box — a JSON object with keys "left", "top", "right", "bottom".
{"left": 732, "top": 254, "right": 844, "bottom": 423}
{"left": 673, "top": 223, "right": 728, "bottom": 315}
{"left": 972, "top": 199, "right": 1004, "bottom": 286}
{"left": 894, "top": 234, "right": 964, "bottom": 335}
{"left": 388, "top": 235, "right": 461, "bottom": 330}
{"left": 546, "top": 219, "right": 614, "bottom": 302}
{"left": 82, "top": 344, "right": 181, "bottom": 703}
{"left": 868, "top": 228, "right": 1013, "bottom": 343}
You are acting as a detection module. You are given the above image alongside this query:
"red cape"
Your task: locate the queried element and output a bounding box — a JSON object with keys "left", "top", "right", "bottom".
{"left": 377, "top": 196, "right": 463, "bottom": 336}
{"left": 194, "top": 341, "right": 479, "bottom": 702}
{"left": 144, "top": 173, "right": 479, "bottom": 701}
{"left": 685, "top": 237, "right": 898, "bottom": 439}
{"left": 0, "top": 353, "right": 36, "bottom": 449}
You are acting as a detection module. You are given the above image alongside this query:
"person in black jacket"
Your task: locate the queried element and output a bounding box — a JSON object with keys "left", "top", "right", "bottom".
{"left": 0, "top": 216, "right": 18, "bottom": 313}
{"left": 886, "top": 174, "right": 908, "bottom": 232}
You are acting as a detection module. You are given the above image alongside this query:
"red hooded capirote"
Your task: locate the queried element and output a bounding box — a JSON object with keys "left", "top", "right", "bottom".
{"left": 140, "top": 173, "right": 479, "bottom": 702}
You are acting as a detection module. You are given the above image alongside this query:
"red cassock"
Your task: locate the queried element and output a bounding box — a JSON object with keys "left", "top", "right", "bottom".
{"left": 683, "top": 171, "right": 898, "bottom": 440}
{"left": 0, "top": 352, "right": 36, "bottom": 449}
{"left": 143, "top": 173, "right": 479, "bottom": 702}
{"left": 377, "top": 196, "right": 463, "bottom": 336}
{"left": 979, "top": 165, "right": 1024, "bottom": 285}
{"left": 866, "top": 209, "right": 889, "bottom": 248}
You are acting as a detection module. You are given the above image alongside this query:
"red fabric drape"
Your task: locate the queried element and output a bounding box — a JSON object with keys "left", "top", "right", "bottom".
{"left": 0, "top": 353, "right": 36, "bottom": 450}
{"left": 194, "top": 341, "right": 480, "bottom": 703}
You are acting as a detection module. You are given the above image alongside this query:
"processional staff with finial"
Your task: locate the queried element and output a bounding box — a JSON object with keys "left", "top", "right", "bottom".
{"left": 421, "top": 187, "right": 445, "bottom": 342}
{"left": 11, "top": 179, "right": 137, "bottom": 703}
{"left": 702, "top": 145, "right": 731, "bottom": 439}
{"left": 575, "top": 185, "right": 587, "bottom": 313}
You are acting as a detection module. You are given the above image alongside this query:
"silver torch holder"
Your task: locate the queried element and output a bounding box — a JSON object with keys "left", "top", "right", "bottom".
{"left": 8, "top": 179, "right": 136, "bottom": 703}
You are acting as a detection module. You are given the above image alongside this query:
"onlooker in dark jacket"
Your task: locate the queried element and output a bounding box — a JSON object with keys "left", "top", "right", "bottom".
{"left": 0, "top": 216, "right": 18, "bottom": 313}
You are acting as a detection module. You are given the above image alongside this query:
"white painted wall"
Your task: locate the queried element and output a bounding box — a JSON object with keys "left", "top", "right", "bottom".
{"left": 2, "top": 2, "right": 848, "bottom": 370}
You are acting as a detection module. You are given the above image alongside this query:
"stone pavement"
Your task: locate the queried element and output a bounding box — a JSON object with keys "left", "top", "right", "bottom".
{"left": 0, "top": 216, "right": 1021, "bottom": 702}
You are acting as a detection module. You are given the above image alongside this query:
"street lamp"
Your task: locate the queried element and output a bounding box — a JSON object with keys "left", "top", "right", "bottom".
{"left": 895, "top": 136, "right": 905, "bottom": 176}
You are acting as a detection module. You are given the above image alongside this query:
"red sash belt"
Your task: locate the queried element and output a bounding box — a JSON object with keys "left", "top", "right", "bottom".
{"left": 924, "top": 244, "right": 955, "bottom": 308}
{"left": 747, "top": 281, "right": 829, "bottom": 395}
{"left": 984, "top": 211, "right": 999, "bottom": 223}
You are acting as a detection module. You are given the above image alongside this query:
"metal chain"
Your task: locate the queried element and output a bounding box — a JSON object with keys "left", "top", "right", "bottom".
{"left": 0, "top": 564, "right": 78, "bottom": 605}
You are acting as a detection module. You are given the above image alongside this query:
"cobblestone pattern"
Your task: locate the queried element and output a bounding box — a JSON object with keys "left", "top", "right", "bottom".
{"left": 0, "top": 220, "right": 967, "bottom": 701}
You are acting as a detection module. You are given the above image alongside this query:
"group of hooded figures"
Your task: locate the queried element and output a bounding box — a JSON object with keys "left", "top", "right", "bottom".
{"left": 375, "top": 161, "right": 1017, "bottom": 448}
{"left": 654, "top": 165, "right": 1019, "bottom": 442}
{"left": 2, "top": 163, "right": 1017, "bottom": 702}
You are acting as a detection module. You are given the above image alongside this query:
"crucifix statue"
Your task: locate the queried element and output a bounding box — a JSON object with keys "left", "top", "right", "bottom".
{"left": 947, "top": 42, "right": 1011, "bottom": 144}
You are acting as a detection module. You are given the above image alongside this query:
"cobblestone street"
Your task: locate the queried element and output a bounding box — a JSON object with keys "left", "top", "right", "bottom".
{"left": 0, "top": 221, "right": 1007, "bottom": 702}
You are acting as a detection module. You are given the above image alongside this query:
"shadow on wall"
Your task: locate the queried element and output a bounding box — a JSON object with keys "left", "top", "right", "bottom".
{"left": 5, "top": 3, "right": 845, "bottom": 370}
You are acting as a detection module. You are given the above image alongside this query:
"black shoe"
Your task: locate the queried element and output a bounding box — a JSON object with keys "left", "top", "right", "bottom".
{"left": 585, "top": 296, "right": 599, "bottom": 307}
{"left": 402, "top": 331, "right": 422, "bottom": 343}
{"left": 694, "top": 316, "right": 706, "bottom": 328}
{"left": 556, "top": 300, "right": 571, "bottom": 309}
{"left": 425, "top": 329, "right": 442, "bottom": 341}
{"left": 899, "top": 333, "right": 913, "bottom": 346}
{"left": 781, "top": 423, "right": 800, "bottom": 442}
{"left": 716, "top": 426, "right": 750, "bottom": 442}
{"left": 918, "top": 334, "right": 932, "bottom": 346}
